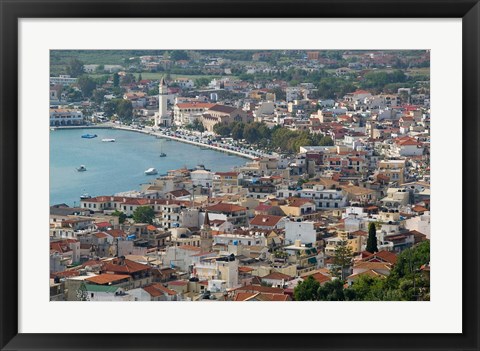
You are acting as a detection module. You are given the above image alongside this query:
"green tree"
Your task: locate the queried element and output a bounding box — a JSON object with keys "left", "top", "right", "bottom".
{"left": 138, "top": 73, "right": 143, "bottom": 81}
{"left": 122, "top": 73, "right": 136, "bottom": 85}
{"left": 77, "top": 76, "right": 97, "bottom": 98}
{"left": 195, "top": 77, "right": 210, "bottom": 88}
{"left": 113, "top": 73, "right": 120, "bottom": 87}
{"left": 213, "top": 123, "right": 231, "bottom": 137}
{"left": 348, "top": 275, "right": 388, "bottom": 301}
{"left": 132, "top": 206, "right": 155, "bottom": 224}
{"left": 111, "top": 210, "right": 127, "bottom": 224}
{"left": 103, "top": 100, "right": 117, "bottom": 117}
{"left": 231, "top": 122, "right": 245, "bottom": 140}
{"left": 332, "top": 240, "right": 354, "bottom": 281}
{"left": 243, "top": 123, "right": 261, "bottom": 144}
{"left": 382, "top": 241, "right": 430, "bottom": 301}
{"left": 366, "top": 222, "right": 378, "bottom": 253}
{"left": 92, "top": 89, "right": 105, "bottom": 105}
{"left": 293, "top": 276, "right": 320, "bottom": 301}
{"left": 317, "top": 279, "right": 348, "bottom": 301}
{"left": 170, "top": 50, "right": 189, "bottom": 61}
{"left": 66, "top": 58, "right": 84, "bottom": 77}
{"left": 192, "top": 119, "right": 205, "bottom": 132}
{"left": 116, "top": 99, "right": 133, "bottom": 122}
{"left": 319, "top": 135, "right": 334, "bottom": 146}
{"left": 271, "top": 87, "right": 286, "bottom": 101}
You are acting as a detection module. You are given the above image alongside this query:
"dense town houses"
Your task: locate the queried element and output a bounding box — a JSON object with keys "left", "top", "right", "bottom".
{"left": 50, "top": 50, "right": 430, "bottom": 301}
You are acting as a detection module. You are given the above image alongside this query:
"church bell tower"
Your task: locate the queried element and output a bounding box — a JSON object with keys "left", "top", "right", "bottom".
{"left": 157, "top": 77, "right": 169, "bottom": 127}
{"left": 200, "top": 210, "right": 213, "bottom": 252}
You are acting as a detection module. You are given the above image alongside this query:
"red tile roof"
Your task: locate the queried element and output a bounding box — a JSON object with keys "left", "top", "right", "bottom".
{"left": 362, "top": 250, "right": 398, "bottom": 265}
{"left": 234, "top": 284, "right": 285, "bottom": 294}
{"left": 234, "top": 292, "right": 258, "bottom": 301}
{"left": 86, "top": 274, "right": 131, "bottom": 285}
{"left": 176, "top": 102, "right": 215, "bottom": 109}
{"left": 206, "top": 203, "right": 246, "bottom": 213}
{"left": 106, "top": 229, "right": 126, "bottom": 238}
{"left": 103, "top": 258, "right": 150, "bottom": 274}
{"left": 250, "top": 215, "right": 284, "bottom": 227}
{"left": 143, "top": 283, "right": 177, "bottom": 297}
{"left": 95, "top": 222, "right": 112, "bottom": 228}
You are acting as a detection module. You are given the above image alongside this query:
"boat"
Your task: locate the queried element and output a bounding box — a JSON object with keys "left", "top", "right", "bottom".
{"left": 195, "top": 164, "right": 211, "bottom": 171}
{"left": 200, "top": 146, "right": 210, "bottom": 150}
{"left": 159, "top": 152, "right": 167, "bottom": 157}
{"left": 80, "top": 193, "right": 91, "bottom": 200}
{"left": 144, "top": 168, "right": 158, "bottom": 175}
{"left": 76, "top": 165, "right": 87, "bottom": 172}
{"left": 50, "top": 127, "right": 56, "bottom": 131}
{"left": 81, "top": 134, "right": 97, "bottom": 139}
{"left": 102, "top": 138, "right": 116, "bottom": 142}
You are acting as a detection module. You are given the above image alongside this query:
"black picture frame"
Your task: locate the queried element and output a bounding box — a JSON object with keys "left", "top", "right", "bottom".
{"left": 1, "top": 1, "right": 479, "bottom": 350}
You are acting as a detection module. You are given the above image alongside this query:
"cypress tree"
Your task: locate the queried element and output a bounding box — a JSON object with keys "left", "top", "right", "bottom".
{"left": 366, "top": 222, "right": 378, "bottom": 253}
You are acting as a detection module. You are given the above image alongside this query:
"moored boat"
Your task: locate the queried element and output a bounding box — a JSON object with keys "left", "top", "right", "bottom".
{"left": 80, "top": 193, "right": 91, "bottom": 200}
{"left": 102, "top": 138, "right": 116, "bottom": 142}
{"left": 76, "top": 165, "right": 87, "bottom": 172}
{"left": 159, "top": 152, "right": 167, "bottom": 157}
{"left": 81, "top": 134, "right": 97, "bottom": 139}
{"left": 144, "top": 167, "right": 158, "bottom": 175}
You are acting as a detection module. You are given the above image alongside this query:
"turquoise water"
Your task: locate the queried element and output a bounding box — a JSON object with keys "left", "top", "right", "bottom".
{"left": 50, "top": 128, "right": 246, "bottom": 206}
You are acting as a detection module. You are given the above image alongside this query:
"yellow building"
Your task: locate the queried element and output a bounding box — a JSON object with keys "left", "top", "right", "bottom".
{"left": 377, "top": 160, "right": 406, "bottom": 184}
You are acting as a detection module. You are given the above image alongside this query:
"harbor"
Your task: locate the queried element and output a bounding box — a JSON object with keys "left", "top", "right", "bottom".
{"left": 50, "top": 127, "right": 246, "bottom": 206}
{"left": 53, "top": 122, "right": 274, "bottom": 160}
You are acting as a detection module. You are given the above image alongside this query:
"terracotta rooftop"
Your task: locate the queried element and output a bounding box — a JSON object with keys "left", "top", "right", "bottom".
{"left": 86, "top": 274, "right": 131, "bottom": 285}
{"left": 206, "top": 202, "right": 247, "bottom": 213}
{"left": 250, "top": 214, "right": 284, "bottom": 227}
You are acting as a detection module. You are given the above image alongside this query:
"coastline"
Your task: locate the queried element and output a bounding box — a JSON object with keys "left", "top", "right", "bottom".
{"left": 53, "top": 123, "right": 270, "bottom": 160}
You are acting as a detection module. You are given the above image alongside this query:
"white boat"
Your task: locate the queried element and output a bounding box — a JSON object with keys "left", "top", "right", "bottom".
{"left": 144, "top": 168, "right": 158, "bottom": 175}
{"left": 80, "top": 193, "right": 91, "bottom": 200}
{"left": 102, "top": 138, "right": 116, "bottom": 142}
{"left": 77, "top": 165, "right": 87, "bottom": 172}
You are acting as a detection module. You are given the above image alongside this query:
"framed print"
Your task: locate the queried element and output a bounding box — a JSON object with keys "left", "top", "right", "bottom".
{"left": 1, "top": 0, "right": 479, "bottom": 350}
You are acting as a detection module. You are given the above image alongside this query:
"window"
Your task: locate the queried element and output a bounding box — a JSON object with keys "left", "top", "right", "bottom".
{"left": 91, "top": 293, "right": 94, "bottom": 298}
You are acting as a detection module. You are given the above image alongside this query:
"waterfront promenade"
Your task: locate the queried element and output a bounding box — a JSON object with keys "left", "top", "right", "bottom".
{"left": 54, "top": 123, "right": 273, "bottom": 160}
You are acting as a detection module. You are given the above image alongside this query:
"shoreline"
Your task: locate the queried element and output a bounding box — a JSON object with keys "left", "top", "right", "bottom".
{"left": 53, "top": 124, "right": 269, "bottom": 160}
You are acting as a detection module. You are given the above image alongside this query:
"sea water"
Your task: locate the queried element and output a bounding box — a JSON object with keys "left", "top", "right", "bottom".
{"left": 50, "top": 128, "right": 246, "bottom": 206}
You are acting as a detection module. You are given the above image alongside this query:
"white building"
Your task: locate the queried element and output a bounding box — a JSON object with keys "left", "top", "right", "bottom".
{"left": 49, "top": 75, "right": 77, "bottom": 86}
{"left": 299, "top": 184, "right": 347, "bottom": 209}
{"left": 84, "top": 285, "right": 133, "bottom": 301}
{"left": 50, "top": 108, "right": 84, "bottom": 126}
{"left": 284, "top": 221, "right": 316, "bottom": 245}
{"left": 194, "top": 256, "right": 239, "bottom": 289}
{"left": 286, "top": 87, "right": 302, "bottom": 102}
{"left": 213, "top": 233, "right": 267, "bottom": 247}
{"left": 173, "top": 77, "right": 195, "bottom": 89}
{"left": 173, "top": 102, "right": 215, "bottom": 126}
{"left": 190, "top": 170, "right": 214, "bottom": 187}
{"left": 405, "top": 212, "right": 430, "bottom": 239}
